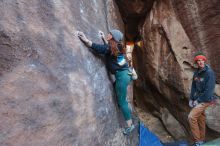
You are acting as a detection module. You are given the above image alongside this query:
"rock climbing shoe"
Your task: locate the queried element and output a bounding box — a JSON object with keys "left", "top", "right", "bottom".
{"left": 123, "top": 124, "right": 135, "bottom": 135}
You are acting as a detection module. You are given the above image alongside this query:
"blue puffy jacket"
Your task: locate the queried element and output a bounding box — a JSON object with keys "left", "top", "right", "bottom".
{"left": 190, "top": 65, "right": 216, "bottom": 103}
{"left": 91, "top": 43, "right": 129, "bottom": 74}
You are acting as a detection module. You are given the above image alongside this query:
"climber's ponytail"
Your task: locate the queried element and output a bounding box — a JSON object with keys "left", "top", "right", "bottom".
{"left": 109, "top": 39, "right": 126, "bottom": 56}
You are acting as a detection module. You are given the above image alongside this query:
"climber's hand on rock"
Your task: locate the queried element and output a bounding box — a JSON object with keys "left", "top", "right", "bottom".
{"left": 98, "top": 30, "right": 105, "bottom": 38}
{"left": 77, "top": 31, "right": 87, "bottom": 41}
{"left": 77, "top": 31, "right": 92, "bottom": 47}
{"left": 98, "top": 30, "right": 108, "bottom": 44}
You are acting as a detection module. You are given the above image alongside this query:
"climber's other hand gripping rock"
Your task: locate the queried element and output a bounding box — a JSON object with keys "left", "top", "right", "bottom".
{"left": 77, "top": 31, "right": 92, "bottom": 47}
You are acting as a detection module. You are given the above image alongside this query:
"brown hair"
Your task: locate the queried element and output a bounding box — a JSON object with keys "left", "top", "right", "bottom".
{"left": 109, "top": 39, "right": 126, "bottom": 56}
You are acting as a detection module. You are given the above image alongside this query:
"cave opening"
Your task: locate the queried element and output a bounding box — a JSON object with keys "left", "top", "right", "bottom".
{"left": 114, "top": 0, "right": 155, "bottom": 111}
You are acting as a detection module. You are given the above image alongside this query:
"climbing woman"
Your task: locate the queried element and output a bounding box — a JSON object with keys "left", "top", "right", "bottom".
{"left": 77, "top": 29, "right": 135, "bottom": 135}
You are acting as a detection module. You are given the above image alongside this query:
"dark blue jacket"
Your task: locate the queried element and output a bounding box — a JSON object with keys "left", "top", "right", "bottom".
{"left": 190, "top": 65, "right": 216, "bottom": 103}
{"left": 91, "top": 43, "right": 129, "bottom": 74}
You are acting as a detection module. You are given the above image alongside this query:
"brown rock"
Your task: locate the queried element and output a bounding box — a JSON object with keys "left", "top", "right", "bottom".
{"left": 161, "top": 108, "right": 187, "bottom": 139}
{"left": 171, "top": 0, "right": 220, "bottom": 82}
{"left": 136, "top": 107, "right": 174, "bottom": 143}
{"left": 115, "top": 0, "right": 154, "bottom": 40}
{"left": 0, "top": 0, "right": 138, "bottom": 146}
{"left": 206, "top": 99, "right": 220, "bottom": 133}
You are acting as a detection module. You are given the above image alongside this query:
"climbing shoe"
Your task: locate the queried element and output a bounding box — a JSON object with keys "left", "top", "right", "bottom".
{"left": 123, "top": 124, "right": 135, "bottom": 135}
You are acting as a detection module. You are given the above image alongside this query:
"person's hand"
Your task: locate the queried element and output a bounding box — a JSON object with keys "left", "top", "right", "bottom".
{"left": 189, "top": 100, "right": 194, "bottom": 108}
{"left": 77, "top": 31, "right": 92, "bottom": 47}
{"left": 98, "top": 30, "right": 105, "bottom": 38}
{"left": 193, "top": 100, "right": 199, "bottom": 107}
{"left": 77, "top": 31, "right": 87, "bottom": 40}
{"left": 131, "top": 68, "right": 138, "bottom": 80}
{"left": 98, "top": 30, "right": 108, "bottom": 44}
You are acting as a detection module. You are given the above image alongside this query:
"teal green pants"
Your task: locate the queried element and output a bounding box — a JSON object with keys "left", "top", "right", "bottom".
{"left": 115, "top": 70, "right": 132, "bottom": 121}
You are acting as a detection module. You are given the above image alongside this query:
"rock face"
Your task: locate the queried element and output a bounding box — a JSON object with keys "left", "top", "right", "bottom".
{"left": 118, "top": 0, "right": 220, "bottom": 141}
{"left": 136, "top": 107, "right": 174, "bottom": 142}
{"left": 115, "top": 0, "right": 154, "bottom": 40}
{"left": 206, "top": 100, "right": 220, "bottom": 133}
{"left": 161, "top": 108, "right": 186, "bottom": 139}
{"left": 172, "top": 0, "right": 220, "bottom": 81}
{"left": 0, "top": 0, "right": 138, "bottom": 146}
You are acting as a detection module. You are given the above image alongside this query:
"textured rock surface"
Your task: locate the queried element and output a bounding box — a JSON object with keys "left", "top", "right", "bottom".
{"left": 0, "top": 0, "right": 138, "bottom": 146}
{"left": 161, "top": 108, "right": 187, "bottom": 139}
{"left": 206, "top": 100, "right": 220, "bottom": 133}
{"left": 136, "top": 107, "right": 173, "bottom": 142}
{"left": 172, "top": 0, "right": 220, "bottom": 81}
{"left": 115, "top": 0, "right": 154, "bottom": 40}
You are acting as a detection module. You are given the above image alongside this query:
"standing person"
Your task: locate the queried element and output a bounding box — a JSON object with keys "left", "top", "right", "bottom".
{"left": 77, "top": 29, "right": 135, "bottom": 135}
{"left": 188, "top": 53, "right": 216, "bottom": 146}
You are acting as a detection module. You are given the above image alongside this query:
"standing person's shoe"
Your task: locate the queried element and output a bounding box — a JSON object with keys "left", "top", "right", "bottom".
{"left": 123, "top": 124, "right": 135, "bottom": 135}
{"left": 194, "top": 141, "right": 204, "bottom": 146}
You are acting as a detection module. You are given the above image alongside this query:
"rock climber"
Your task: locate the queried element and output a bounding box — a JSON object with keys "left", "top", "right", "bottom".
{"left": 188, "top": 52, "right": 217, "bottom": 146}
{"left": 77, "top": 29, "right": 137, "bottom": 135}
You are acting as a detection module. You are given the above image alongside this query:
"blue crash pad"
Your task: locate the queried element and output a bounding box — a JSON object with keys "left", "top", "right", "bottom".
{"left": 139, "top": 122, "right": 163, "bottom": 146}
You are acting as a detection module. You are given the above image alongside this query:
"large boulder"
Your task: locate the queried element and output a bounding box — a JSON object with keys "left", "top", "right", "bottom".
{"left": 0, "top": 0, "right": 138, "bottom": 146}
{"left": 206, "top": 100, "right": 220, "bottom": 133}
{"left": 161, "top": 108, "right": 187, "bottom": 139}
